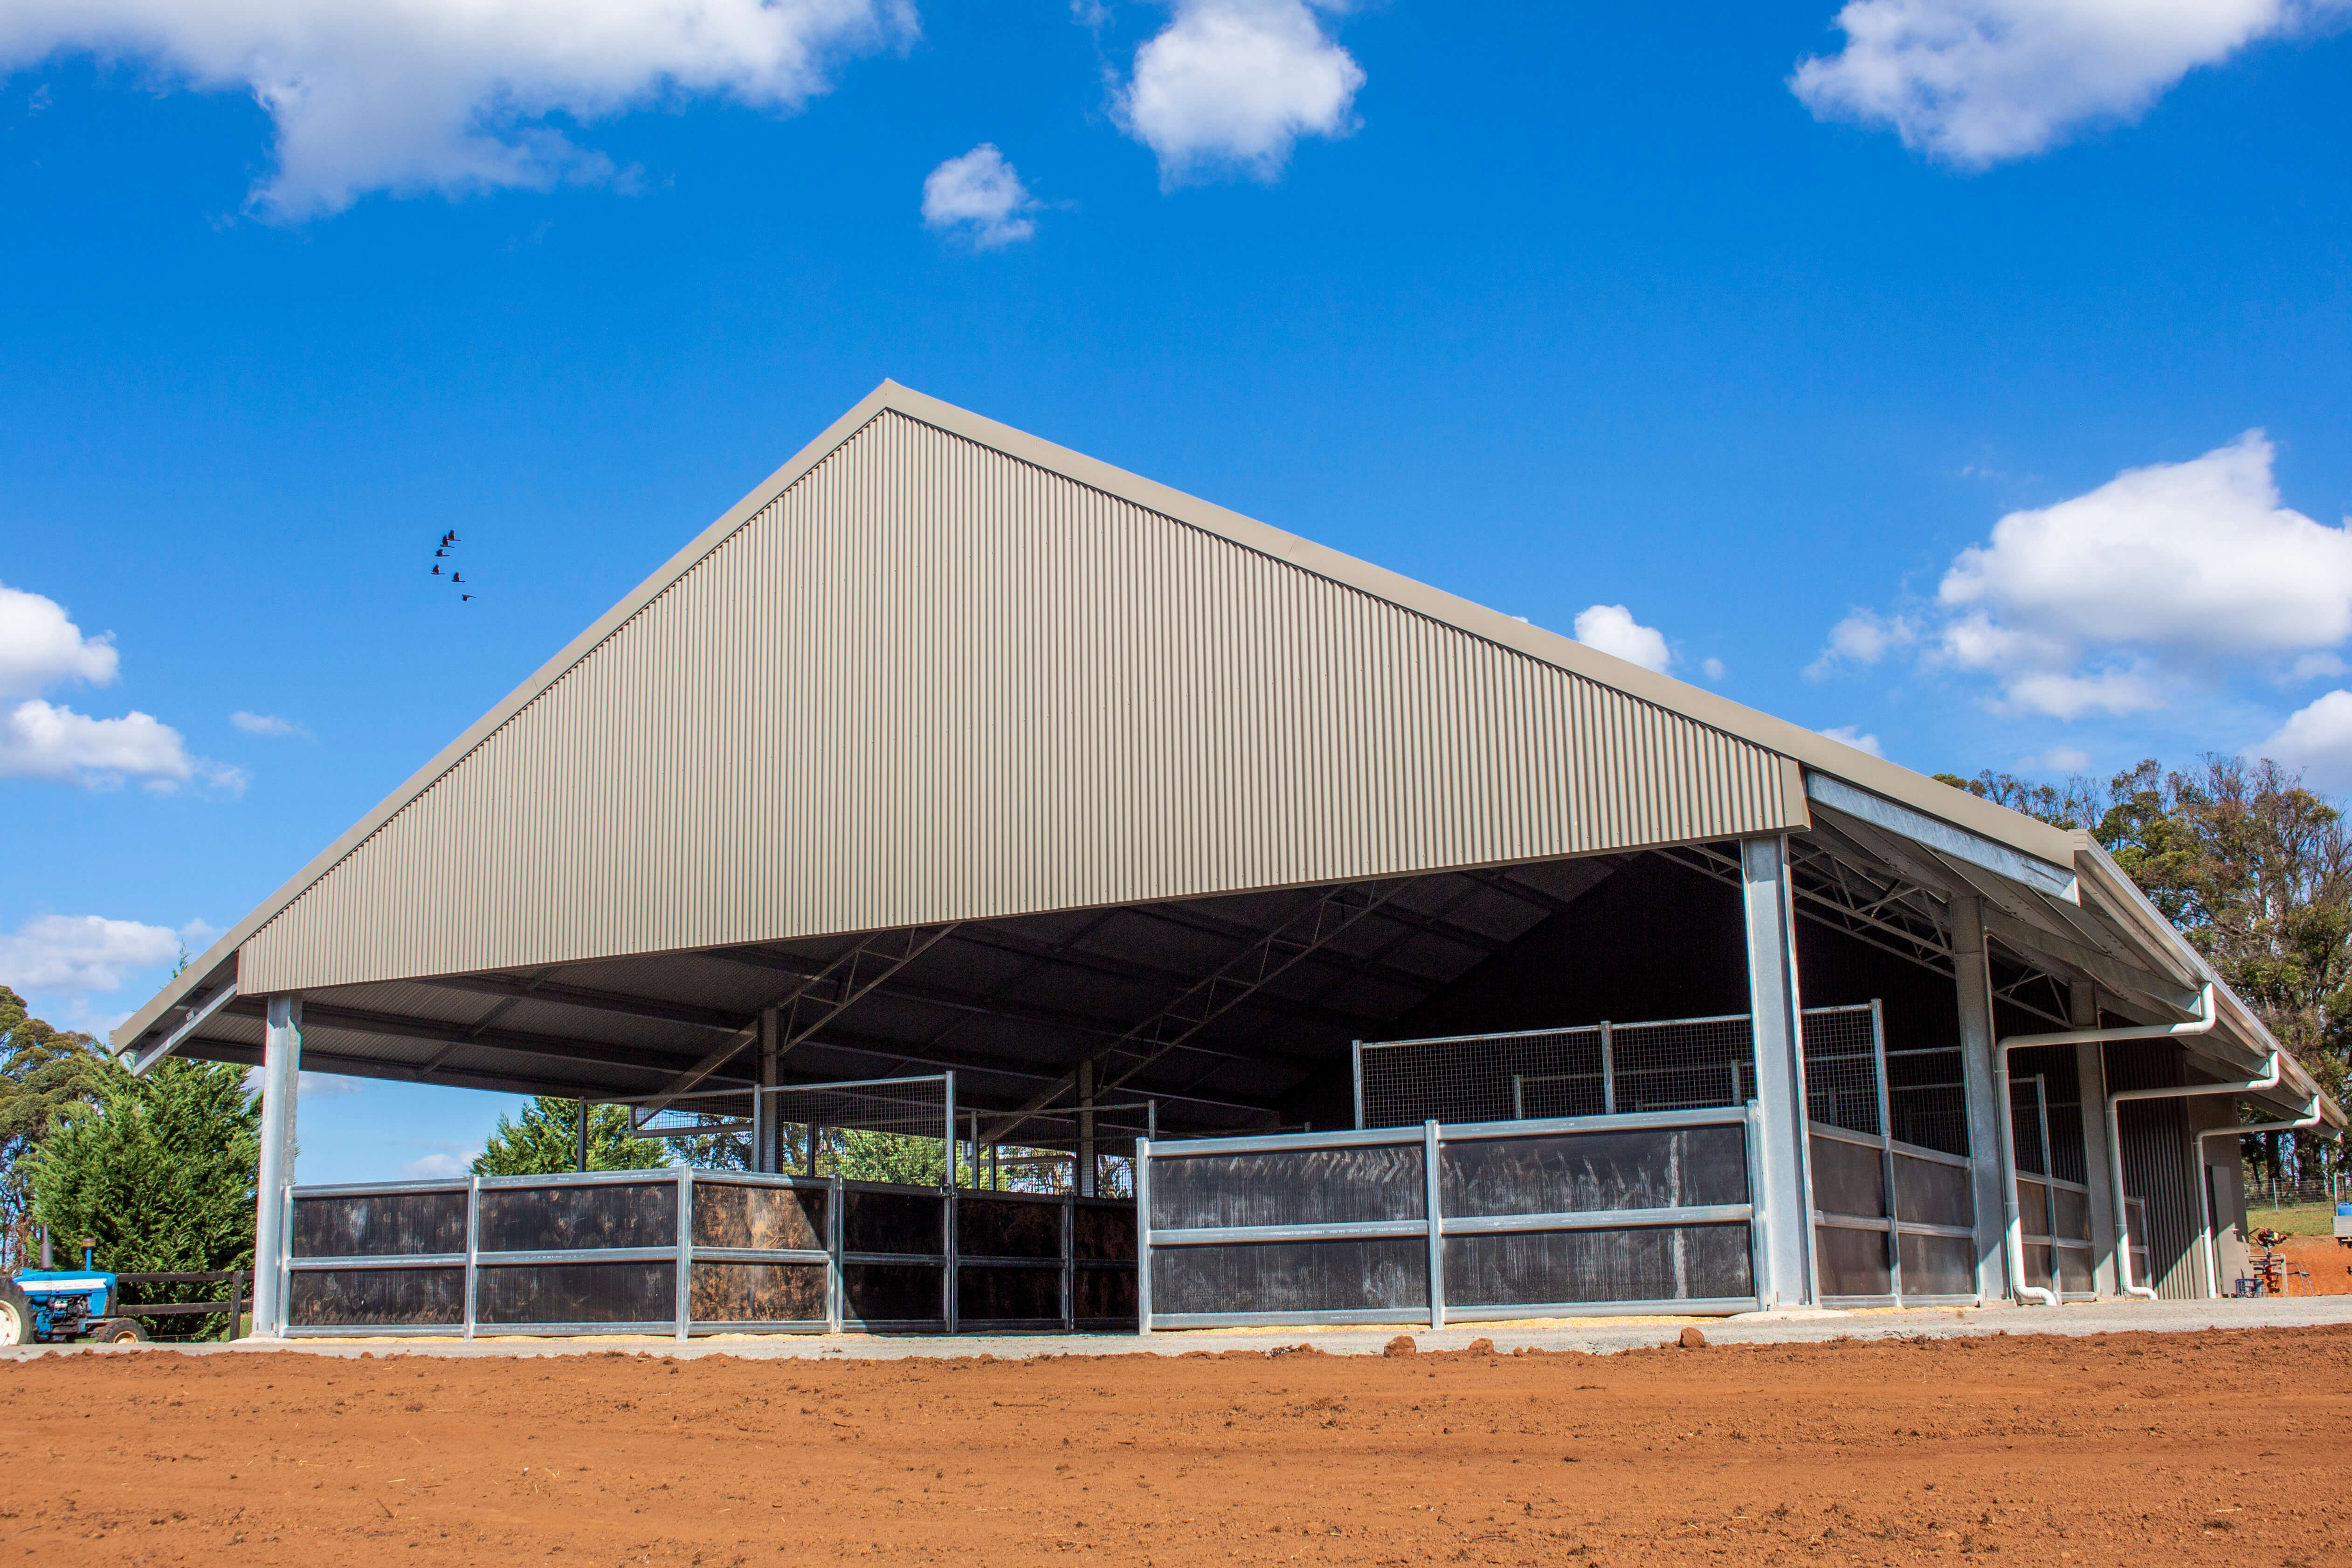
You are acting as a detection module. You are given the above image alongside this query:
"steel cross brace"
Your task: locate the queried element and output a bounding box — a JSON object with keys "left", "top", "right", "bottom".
{"left": 981, "top": 877, "right": 1410, "bottom": 1145}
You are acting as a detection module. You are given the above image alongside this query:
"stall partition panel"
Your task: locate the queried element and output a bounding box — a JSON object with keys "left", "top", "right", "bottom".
{"left": 1138, "top": 1106, "right": 1763, "bottom": 1330}
{"left": 284, "top": 1170, "right": 1136, "bottom": 1337}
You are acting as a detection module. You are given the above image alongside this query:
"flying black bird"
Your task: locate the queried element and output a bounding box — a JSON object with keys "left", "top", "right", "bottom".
{"left": 434, "top": 548, "right": 447, "bottom": 557}
{"left": 431, "top": 564, "right": 441, "bottom": 575}
{"left": 440, "top": 529, "right": 456, "bottom": 546}
{"left": 451, "top": 573, "right": 463, "bottom": 584}
{"left": 462, "top": 594, "right": 474, "bottom": 602}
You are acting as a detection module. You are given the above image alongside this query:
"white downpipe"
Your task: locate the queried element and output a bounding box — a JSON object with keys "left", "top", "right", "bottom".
{"left": 2196, "top": 1102, "right": 2335, "bottom": 1301}
{"left": 1994, "top": 985, "right": 2220, "bottom": 1305}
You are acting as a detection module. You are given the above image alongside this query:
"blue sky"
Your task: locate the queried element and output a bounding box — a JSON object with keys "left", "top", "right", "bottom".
{"left": 3, "top": 0, "right": 2349, "bottom": 1179}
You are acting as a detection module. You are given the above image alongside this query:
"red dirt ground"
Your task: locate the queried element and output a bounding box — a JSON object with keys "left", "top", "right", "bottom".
{"left": 0, "top": 1325, "right": 2348, "bottom": 1567}
{"left": 2265, "top": 1236, "right": 2352, "bottom": 1294}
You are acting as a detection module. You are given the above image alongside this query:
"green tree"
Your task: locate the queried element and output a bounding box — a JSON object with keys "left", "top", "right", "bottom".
{"left": 1940, "top": 754, "right": 2352, "bottom": 1181}
{"left": 0, "top": 987, "right": 116, "bottom": 1270}
{"left": 472, "top": 1098, "right": 672, "bottom": 1175}
{"left": 26, "top": 1056, "right": 261, "bottom": 1335}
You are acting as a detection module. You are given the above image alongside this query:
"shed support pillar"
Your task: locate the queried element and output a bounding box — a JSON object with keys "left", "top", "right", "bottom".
{"left": 2070, "top": 981, "right": 2121, "bottom": 1297}
{"left": 1739, "top": 836, "right": 1815, "bottom": 1309}
{"left": 1952, "top": 895, "right": 2010, "bottom": 1303}
{"left": 576, "top": 1098, "right": 589, "bottom": 1172}
{"left": 252, "top": 995, "right": 302, "bottom": 1338}
{"left": 1076, "top": 1059, "right": 1097, "bottom": 1199}
{"left": 754, "top": 1005, "right": 780, "bottom": 1174}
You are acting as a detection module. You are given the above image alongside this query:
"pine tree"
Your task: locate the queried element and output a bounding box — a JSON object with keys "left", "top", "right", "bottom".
{"left": 471, "top": 1098, "right": 671, "bottom": 1176}
{"left": 0, "top": 986, "right": 113, "bottom": 1269}
{"left": 26, "top": 1056, "right": 261, "bottom": 1335}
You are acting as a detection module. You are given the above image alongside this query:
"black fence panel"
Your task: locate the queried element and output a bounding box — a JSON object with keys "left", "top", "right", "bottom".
{"left": 1815, "top": 1225, "right": 1893, "bottom": 1298}
{"left": 843, "top": 1190, "right": 945, "bottom": 1257}
{"left": 958, "top": 1196, "right": 1061, "bottom": 1259}
{"left": 1442, "top": 1223, "right": 1752, "bottom": 1306}
{"left": 957, "top": 1264, "right": 1061, "bottom": 1322}
{"left": 475, "top": 1262, "right": 675, "bottom": 1325}
{"left": 1074, "top": 1202, "right": 1136, "bottom": 1262}
{"left": 1152, "top": 1238, "right": 1427, "bottom": 1317}
{"left": 1808, "top": 1134, "right": 1885, "bottom": 1220}
{"left": 290, "top": 1266, "right": 465, "bottom": 1326}
{"left": 1075, "top": 1266, "right": 1138, "bottom": 1323}
{"left": 842, "top": 1263, "right": 945, "bottom": 1322}
{"left": 690, "top": 1262, "right": 827, "bottom": 1323}
{"left": 692, "top": 1183, "right": 826, "bottom": 1251}
{"left": 478, "top": 1183, "right": 676, "bottom": 1252}
{"left": 1150, "top": 1145, "right": 1424, "bottom": 1231}
{"left": 291, "top": 1190, "right": 467, "bottom": 1259}
{"left": 1441, "top": 1126, "right": 1747, "bottom": 1216}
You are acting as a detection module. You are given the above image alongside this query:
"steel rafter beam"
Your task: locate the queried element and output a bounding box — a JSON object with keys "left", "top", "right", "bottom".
{"left": 216, "top": 997, "right": 715, "bottom": 1078}
{"left": 415, "top": 972, "right": 748, "bottom": 1033}
{"left": 642, "top": 922, "right": 959, "bottom": 1113}
{"left": 984, "top": 877, "right": 1413, "bottom": 1144}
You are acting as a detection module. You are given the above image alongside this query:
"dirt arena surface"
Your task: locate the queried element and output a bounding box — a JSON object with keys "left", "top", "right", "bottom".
{"left": 1, "top": 1325, "right": 2347, "bottom": 1567}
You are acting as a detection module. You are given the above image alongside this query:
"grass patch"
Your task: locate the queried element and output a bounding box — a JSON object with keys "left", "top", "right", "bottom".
{"left": 2239, "top": 1201, "right": 2348, "bottom": 1238}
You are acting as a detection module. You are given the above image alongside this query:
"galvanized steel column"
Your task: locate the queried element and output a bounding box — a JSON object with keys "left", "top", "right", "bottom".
{"left": 1738, "top": 836, "right": 1815, "bottom": 1309}
{"left": 2070, "top": 980, "right": 2120, "bottom": 1297}
{"left": 755, "top": 1006, "right": 780, "bottom": 1174}
{"left": 1076, "top": 1059, "right": 1097, "bottom": 1199}
{"left": 1950, "top": 895, "right": 2008, "bottom": 1303}
{"left": 253, "top": 995, "right": 302, "bottom": 1337}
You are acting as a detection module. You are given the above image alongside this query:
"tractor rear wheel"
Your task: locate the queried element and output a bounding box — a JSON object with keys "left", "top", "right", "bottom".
{"left": 96, "top": 1318, "right": 148, "bottom": 1344}
{"left": 0, "top": 1282, "right": 33, "bottom": 1347}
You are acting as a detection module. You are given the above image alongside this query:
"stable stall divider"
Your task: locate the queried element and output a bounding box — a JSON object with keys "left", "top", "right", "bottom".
{"left": 1137, "top": 1105, "right": 1765, "bottom": 1331}
{"left": 282, "top": 1168, "right": 1137, "bottom": 1338}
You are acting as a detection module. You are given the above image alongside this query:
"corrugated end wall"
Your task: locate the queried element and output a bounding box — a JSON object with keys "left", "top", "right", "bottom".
{"left": 2104, "top": 1040, "right": 2204, "bottom": 1300}
{"left": 244, "top": 409, "right": 1806, "bottom": 992}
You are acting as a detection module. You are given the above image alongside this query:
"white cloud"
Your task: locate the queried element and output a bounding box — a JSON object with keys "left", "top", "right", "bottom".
{"left": 1818, "top": 725, "right": 1886, "bottom": 758}
{"left": 0, "top": 698, "right": 193, "bottom": 785}
{"left": 1572, "top": 604, "right": 1672, "bottom": 674}
{"left": 1806, "top": 608, "right": 1916, "bottom": 678}
{"left": 1700, "top": 657, "right": 1726, "bottom": 680}
{"left": 0, "top": 582, "right": 117, "bottom": 698}
{"left": 1115, "top": 0, "right": 1364, "bottom": 184}
{"left": 2259, "top": 690, "right": 2352, "bottom": 791}
{"left": 1822, "top": 432, "right": 2352, "bottom": 720}
{"left": 230, "top": 710, "right": 307, "bottom": 737}
{"left": 1790, "top": 0, "right": 2343, "bottom": 167}
{"left": 921, "top": 144, "right": 1038, "bottom": 249}
{"left": 0, "top": 0, "right": 917, "bottom": 217}
{"left": 0, "top": 914, "right": 180, "bottom": 993}
{"left": 400, "top": 1151, "right": 472, "bottom": 1178}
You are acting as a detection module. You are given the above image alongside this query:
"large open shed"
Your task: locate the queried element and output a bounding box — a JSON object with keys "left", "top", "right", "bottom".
{"left": 115, "top": 381, "right": 2342, "bottom": 1337}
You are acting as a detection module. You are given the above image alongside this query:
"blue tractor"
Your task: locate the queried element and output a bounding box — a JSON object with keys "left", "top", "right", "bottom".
{"left": 0, "top": 1239, "right": 148, "bottom": 1346}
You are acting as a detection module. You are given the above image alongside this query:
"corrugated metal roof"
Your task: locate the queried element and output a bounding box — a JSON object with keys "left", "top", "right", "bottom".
{"left": 214, "top": 397, "right": 1801, "bottom": 998}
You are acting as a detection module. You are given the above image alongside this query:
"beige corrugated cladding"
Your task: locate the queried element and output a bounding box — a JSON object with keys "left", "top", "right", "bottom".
{"left": 241, "top": 410, "right": 1805, "bottom": 992}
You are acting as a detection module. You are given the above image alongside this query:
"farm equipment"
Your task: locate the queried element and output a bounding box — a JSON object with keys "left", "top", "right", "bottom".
{"left": 0, "top": 1239, "right": 148, "bottom": 1346}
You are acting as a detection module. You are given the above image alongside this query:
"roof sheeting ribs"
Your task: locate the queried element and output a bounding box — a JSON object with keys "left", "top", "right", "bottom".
{"left": 237, "top": 407, "right": 1803, "bottom": 994}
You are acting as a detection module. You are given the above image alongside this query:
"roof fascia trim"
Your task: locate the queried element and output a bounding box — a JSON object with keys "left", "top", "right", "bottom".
{"left": 1803, "top": 771, "right": 2076, "bottom": 903}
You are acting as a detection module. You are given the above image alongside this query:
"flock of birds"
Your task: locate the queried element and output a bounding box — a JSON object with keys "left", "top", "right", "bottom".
{"left": 428, "top": 530, "right": 474, "bottom": 601}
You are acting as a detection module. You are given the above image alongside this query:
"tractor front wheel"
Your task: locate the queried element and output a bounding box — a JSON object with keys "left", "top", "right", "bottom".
{"left": 95, "top": 1319, "right": 148, "bottom": 1344}
{"left": 0, "top": 1282, "right": 33, "bottom": 1347}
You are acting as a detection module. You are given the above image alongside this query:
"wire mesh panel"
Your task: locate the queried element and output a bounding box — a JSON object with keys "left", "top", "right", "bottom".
{"left": 635, "top": 1075, "right": 954, "bottom": 1183}
{"left": 1356, "top": 1012, "right": 1764, "bottom": 1130}
{"left": 1358, "top": 1027, "right": 1604, "bottom": 1128}
{"left": 1887, "top": 1047, "right": 1970, "bottom": 1156}
{"left": 1801, "top": 1005, "right": 1881, "bottom": 1136}
{"left": 1149, "top": 1144, "right": 1425, "bottom": 1230}
{"left": 1607, "top": 1015, "right": 1756, "bottom": 1113}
